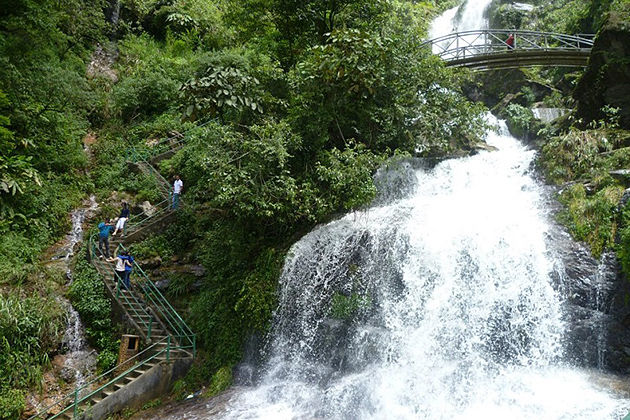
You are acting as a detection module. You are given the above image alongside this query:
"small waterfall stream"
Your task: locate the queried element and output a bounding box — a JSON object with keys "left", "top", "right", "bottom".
{"left": 52, "top": 195, "right": 98, "bottom": 282}
{"left": 51, "top": 195, "right": 98, "bottom": 386}
{"left": 59, "top": 301, "right": 96, "bottom": 388}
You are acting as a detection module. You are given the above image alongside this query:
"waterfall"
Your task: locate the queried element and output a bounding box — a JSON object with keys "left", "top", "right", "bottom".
{"left": 52, "top": 195, "right": 98, "bottom": 282}
{"left": 48, "top": 196, "right": 98, "bottom": 387}
{"left": 429, "top": 0, "right": 493, "bottom": 56}
{"left": 206, "top": 116, "right": 630, "bottom": 419}
{"left": 429, "top": 0, "right": 492, "bottom": 39}
{"left": 532, "top": 108, "right": 569, "bottom": 123}
{"left": 60, "top": 301, "right": 97, "bottom": 388}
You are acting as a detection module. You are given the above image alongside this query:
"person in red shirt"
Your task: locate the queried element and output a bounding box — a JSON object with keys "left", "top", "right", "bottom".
{"left": 506, "top": 33, "right": 515, "bottom": 50}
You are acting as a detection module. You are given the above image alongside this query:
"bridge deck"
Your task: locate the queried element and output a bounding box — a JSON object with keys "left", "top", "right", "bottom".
{"left": 448, "top": 49, "right": 592, "bottom": 71}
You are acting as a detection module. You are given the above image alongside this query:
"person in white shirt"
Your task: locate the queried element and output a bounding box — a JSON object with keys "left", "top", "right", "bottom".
{"left": 172, "top": 175, "right": 183, "bottom": 209}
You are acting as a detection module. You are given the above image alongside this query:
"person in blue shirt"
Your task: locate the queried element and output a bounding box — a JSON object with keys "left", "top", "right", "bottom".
{"left": 122, "top": 252, "right": 134, "bottom": 289}
{"left": 98, "top": 219, "right": 114, "bottom": 258}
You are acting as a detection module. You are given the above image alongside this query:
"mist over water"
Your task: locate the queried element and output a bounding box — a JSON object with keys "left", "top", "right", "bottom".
{"left": 208, "top": 119, "right": 630, "bottom": 419}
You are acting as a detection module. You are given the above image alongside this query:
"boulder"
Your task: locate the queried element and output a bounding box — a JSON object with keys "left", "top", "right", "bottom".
{"left": 137, "top": 201, "right": 156, "bottom": 217}
{"left": 142, "top": 255, "right": 162, "bottom": 269}
{"left": 575, "top": 11, "right": 630, "bottom": 129}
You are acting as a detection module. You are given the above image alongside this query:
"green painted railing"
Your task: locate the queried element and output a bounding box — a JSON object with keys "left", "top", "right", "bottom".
{"left": 90, "top": 234, "right": 195, "bottom": 354}
{"left": 89, "top": 233, "right": 157, "bottom": 339}
{"left": 29, "top": 337, "right": 173, "bottom": 419}
{"left": 116, "top": 242, "right": 196, "bottom": 356}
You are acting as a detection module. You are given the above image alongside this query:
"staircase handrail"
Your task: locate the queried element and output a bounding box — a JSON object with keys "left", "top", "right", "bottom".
{"left": 32, "top": 133, "right": 196, "bottom": 419}
{"left": 89, "top": 233, "right": 154, "bottom": 338}
{"left": 29, "top": 337, "right": 173, "bottom": 420}
{"left": 117, "top": 242, "right": 196, "bottom": 355}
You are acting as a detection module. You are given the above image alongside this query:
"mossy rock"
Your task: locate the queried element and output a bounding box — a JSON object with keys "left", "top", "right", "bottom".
{"left": 575, "top": 8, "right": 630, "bottom": 129}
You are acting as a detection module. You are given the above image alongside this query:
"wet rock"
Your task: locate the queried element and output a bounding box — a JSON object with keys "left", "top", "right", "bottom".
{"left": 575, "top": 15, "right": 630, "bottom": 129}
{"left": 619, "top": 188, "right": 630, "bottom": 209}
{"left": 59, "top": 366, "right": 76, "bottom": 383}
{"left": 189, "top": 264, "right": 206, "bottom": 277}
{"left": 473, "top": 142, "right": 499, "bottom": 153}
{"left": 142, "top": 255, "right": 163, "bottom": 269}
{"left": 86, "top": 44, "right": 118, "bottom": 83}
{"left": 137, "top": 201, "right": 156, "bottom": 217}
{"left": 155, "top": 278, "right": 170, "bottom": 290}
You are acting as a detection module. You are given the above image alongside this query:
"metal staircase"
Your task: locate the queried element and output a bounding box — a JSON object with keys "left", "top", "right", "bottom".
{"left": 30, "top": 140, "right": 196, "bottom": 420}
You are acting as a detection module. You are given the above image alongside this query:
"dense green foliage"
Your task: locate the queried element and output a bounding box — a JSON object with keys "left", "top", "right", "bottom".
{"left": 16, "top": 0, "right": 630, "bottom": 407}
{"left": 0, "top": 9, "right": 103, "bottom": 399}
{"left": 0, "top": 0, "right": 103, "bottom": 267}
{"left": 0, "top": 293, "right": 65, "bottom": 418}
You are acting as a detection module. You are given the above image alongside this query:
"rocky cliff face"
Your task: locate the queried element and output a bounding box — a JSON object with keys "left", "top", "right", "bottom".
{"left": 575, "top": 9, "right": 630, "bottom": 129}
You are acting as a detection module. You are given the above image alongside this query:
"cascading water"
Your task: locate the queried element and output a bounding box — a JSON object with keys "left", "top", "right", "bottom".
{"left": 59, "top": 301, "right": 96, "bottom": 388}
{"left": 196, "top": 117, "right": 630, "bottom": 420}
{"left": 532, "top": 108, "right": 569, "bottom": 124}
{"left": 429, "top": 0, "right": 491, "bottom": 39}
{"left": 428, "top": 0, "right": 493, "bottom": 56}
{"left": 50, "top": 196, "right": 98, "bottom": 386}
{"left": 52, "top": 195, "right": 98, "bottom": 281}
{"left": 146, "top": 2, "right": 630, "bottom": 417}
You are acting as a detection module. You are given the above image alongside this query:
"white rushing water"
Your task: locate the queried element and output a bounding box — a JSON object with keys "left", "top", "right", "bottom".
{"left": 206, "top": 117, "right": 630, "bottom": 420}
{"left": 51, "top": 196, "right": 98, "bottom": 387}
{"left": 60, "top": 301, "right": 96, "bottom": 388}
{"left": 429, "top": 0, "right": 492, "bottom": 39}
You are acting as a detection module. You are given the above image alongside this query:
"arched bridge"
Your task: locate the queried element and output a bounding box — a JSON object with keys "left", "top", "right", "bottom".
{"left": 421, "top": 30, "right": 595, "bottom": 70}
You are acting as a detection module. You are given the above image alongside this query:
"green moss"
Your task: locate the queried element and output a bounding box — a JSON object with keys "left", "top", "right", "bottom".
{"left": 204, "top": 366, "right": 233, "bottom": 398}
{"left": 330, "top": 292, "right": 372, "bottom": 320}
{"left": 557, "top": 184, "right": 623, "bottom": 257}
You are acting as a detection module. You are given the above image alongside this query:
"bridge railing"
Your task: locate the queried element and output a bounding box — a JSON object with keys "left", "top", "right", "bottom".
{"left": 421, "top": 30, "right": 595, "bottom": 62}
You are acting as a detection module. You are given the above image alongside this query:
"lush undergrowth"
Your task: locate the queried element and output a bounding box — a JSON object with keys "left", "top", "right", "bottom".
{"left": 80, "top": 0, "right": 488, "bottom": 396}
{"left": 0, "top": 293, "right": 66, "bottom": 418}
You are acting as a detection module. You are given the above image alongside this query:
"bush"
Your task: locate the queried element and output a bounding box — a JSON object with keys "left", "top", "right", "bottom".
{"left": 0, "top": 292, "right": 65, "bottom": 408}
{"left": 503, "top": 103, "right": 537, "bottom": 139}
{"left": 558, "top": 184, "right": 624, "bottom": 257}
{"left": 0, "top": 389, "right": 25, "bottom": 420}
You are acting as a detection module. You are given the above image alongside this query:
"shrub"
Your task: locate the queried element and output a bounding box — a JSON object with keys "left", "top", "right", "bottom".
{"left": 0, "top": 292, "right": 65, "bottom": 419}
{"left": 558, "top": 184, "right": 624, "bottom": 257}
{"left": 0, "top": 389, "right": 25, "bottom": 420}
